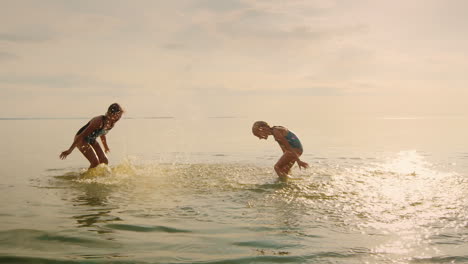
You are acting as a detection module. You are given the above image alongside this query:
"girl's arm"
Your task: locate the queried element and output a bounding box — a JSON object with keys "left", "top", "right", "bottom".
{"left": 59, "top": 117, "right": 101, "bottom": 159}
{"left": 100, "top": 135, "right": 110, "bottom": 153}
{"left": 296, "top": 159, "right": 309, "bottom": 169}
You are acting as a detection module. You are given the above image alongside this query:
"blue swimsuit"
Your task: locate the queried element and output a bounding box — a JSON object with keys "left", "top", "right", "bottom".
{"left": 76, "top": 116, "right": 109, "bottom": 144}
{"left": 273, "top": 126, "right": 303, "bottom": 151}
{"left": 285, "top": 131, "right": 303, "bottom": 150}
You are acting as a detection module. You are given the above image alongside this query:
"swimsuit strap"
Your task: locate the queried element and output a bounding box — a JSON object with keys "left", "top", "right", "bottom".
{"left": 100, "top": 115, "right": 106, "bottom": 129}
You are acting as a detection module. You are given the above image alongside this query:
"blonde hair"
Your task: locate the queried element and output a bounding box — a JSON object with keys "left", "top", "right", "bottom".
{"left": 252, "top": 121, "right": 270, "bottom": 135}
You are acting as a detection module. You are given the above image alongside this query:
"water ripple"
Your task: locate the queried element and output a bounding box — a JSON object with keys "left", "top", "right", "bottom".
{"left": 105, "top": 224, "right": 192, "bottom": 233}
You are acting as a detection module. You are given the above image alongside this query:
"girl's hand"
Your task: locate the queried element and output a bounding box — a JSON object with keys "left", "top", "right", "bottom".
{"left": 104, "top": 146, "right": 110, "bottom": 153}
{"left": 297, "top": 160, "right": 309, "bottom": 169}
{"left": 60, "top": 150, "right": 71, "bottom": 160}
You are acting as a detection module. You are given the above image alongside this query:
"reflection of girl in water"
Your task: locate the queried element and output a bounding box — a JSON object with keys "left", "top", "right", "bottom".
{"left": 60, "top": 103, "right": 124, "bottom": 168}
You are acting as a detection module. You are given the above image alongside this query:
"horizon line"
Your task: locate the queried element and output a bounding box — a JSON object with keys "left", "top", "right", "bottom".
{"left": 0, "top": 116, "right": 248, "bottom": 121}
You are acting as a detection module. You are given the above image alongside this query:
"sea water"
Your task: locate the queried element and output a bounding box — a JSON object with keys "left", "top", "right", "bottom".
{"left": 0, "top": 116, "right": 467, "bottom": 263}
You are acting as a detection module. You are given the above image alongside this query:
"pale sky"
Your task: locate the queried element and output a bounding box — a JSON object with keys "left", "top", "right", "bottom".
{"left": 1, "top": 0, "right": 467, "bottom": 119}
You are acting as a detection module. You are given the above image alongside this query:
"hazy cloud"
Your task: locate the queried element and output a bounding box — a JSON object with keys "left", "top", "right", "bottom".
{"left": 163, "top": 43, "right": 187, "bottom": 50}
{"left": 0, "top": 0, "right": 467, "bottom": 117}
{"left": 0, "top": 52, "right": 19, "bottom": 61}
{"left": 180, "top": 84, "right": 348, "bottom": 97}
{"left": 0, "top": 74, "right": 132, "bottom": 96}
{"left": 191, "top": 0, "right": 249, "bottom": 12}
{"left": 0, "top": 32, "right": 53, "bottom": 43}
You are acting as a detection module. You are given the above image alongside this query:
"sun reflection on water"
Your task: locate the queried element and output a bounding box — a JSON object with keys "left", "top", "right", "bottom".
{"left": 350, "top": 150, "right": 466, "bottom": 261}
{"left": 269, "top": 150, "right": 467, "bottom": 262}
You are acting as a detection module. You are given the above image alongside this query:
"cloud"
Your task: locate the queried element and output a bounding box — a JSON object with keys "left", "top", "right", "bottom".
{"left": 163, "top": 43, "right": 187, "bottom": 50}
{"left": 253, "top": 86, "right": 347, "bottom": 97}
{"left": 0, "top": 52, "right": 19, "bottom": 61}
{"left": 284, "top": 87, "right": 345, "bottom": 96}
{"left": 220, "top": 21, "right": 367, "bottom": 42}
{"left": 179, "top": 84, "right": 348, "bottom": 97}
{"left": 191, "top": 0, "right": 248, "bottom": 12}
{"left": 0, "top": 32, "right": 53, "bottom": 43}
{"left": 0, "top": 74, "right": 93, "bottom": 88}
{"left": 0, "top": 0, "right": 466, "bottom": 117}
{"left": 0, "top": 74, "right": 132, "bottom": 96}
{"left": 164, "top": 1, "right": 367, "bottom": 56}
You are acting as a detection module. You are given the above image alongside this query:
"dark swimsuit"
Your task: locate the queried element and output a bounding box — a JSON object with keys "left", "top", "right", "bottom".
{"left": 76, "top": 116, "right": 109, "bottom": 144}
{"left": 272, "top": 126, "right": 303, "bottom": 151}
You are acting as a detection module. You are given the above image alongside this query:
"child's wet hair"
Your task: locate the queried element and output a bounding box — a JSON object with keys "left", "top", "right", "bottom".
{"left": 252, "top": 121, "right": 270, "bottom": 135}
{"left": 108, "top": 103, "right": 123, "bottom": 114}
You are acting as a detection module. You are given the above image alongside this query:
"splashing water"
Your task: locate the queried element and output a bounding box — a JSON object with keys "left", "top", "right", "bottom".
{"left": 32, "top": 151, "right": 468, "bottom": 263}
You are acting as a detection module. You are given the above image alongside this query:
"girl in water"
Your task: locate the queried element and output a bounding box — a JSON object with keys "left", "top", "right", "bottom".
{"left": 252, "top": 121, "right": 309, "bottom": 179}
{"left": 60, "top": 103, "right": 124, "bottom": 168}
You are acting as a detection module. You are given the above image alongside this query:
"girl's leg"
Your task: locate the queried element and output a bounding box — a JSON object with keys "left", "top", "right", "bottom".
{"left": 274, "top": 152, "right": 296, "bottom": 178}
{"left": 91, "top": 142, "right": 108, "bottom": 165}
{"left": 282, "top": 160, "right": 295, "bottom": 176}
{"left": 77, "top": 143, "right": 100, "bottom": 168}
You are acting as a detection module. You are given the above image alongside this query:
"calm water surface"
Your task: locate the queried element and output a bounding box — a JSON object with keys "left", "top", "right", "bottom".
{"left": 0, "top": 117, "right": 467, "bottom": 263}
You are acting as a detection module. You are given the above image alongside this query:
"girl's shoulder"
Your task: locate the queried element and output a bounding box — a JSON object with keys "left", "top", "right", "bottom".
{"left": 89, "top": 115, "right": 105, "bottom": 126}
{"left": 271, "top": 126, "right": 288, "bottom": 137}
{"left": 272, "top": 125, "right": 288, "bottom": 132}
